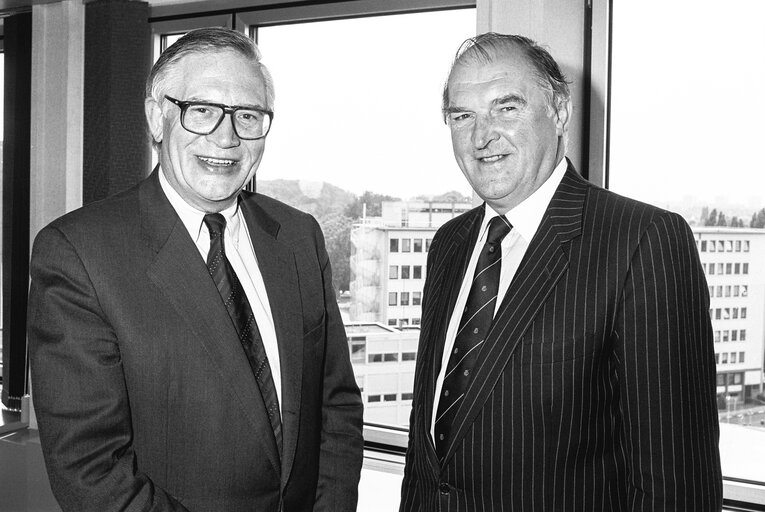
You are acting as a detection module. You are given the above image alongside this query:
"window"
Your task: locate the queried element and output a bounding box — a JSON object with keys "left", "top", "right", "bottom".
{"left": 349, "top": 336, "right": 366, "bottom": 364}
{"left": 715, "top": 353, "right": 720, "bottom": 364}
{"left": 368, "top": 394, "right": 381, "bottom": 403}
{"left": 383, "top": 394, "right": 397, "bottom": 402}
{"left": 368, "top": 354, "right": 383, "bottom": 364}
{"left": 389, "top": 265, "right": 398, "bottom": 279}
{"left": 609, "top": 1, "right": 765, "bottom": 494}
{"left": 388, "top": 292, "right": 397, "bottom": 306}
{"left": 739, "top": 352, "right": 745, "bottom": 364}
{"left": 387, "top": 319, "right": 397, "bottom": 326}
{"left": 725, "top": 285, "right": 731, "bottom": 297}
{"left": 402, "top": 239, "right": 411, "bottom": 252}
{"left": 413, "top": 292, "right": 422, "bottom": 306}
{"left": 401, "top": 392, "right": 414, "bottom": 401}
{"left": 383, "top": 353, "right": 399, "bottom": 363}
{"left": 717, "top": 285, "right": 723, "bottom": 297}
{"left": 426, "top": 238, "right": 432, "bottom": 252}
{"left": 413, "top": 265, "right": 422, "bottom": 279}
{"left": 413, "top": 239, "right": 423, "bottom": 252}
{"left": 402, "top": 352, "right": 416, "bottom": 361}
{"left": 401, "top": 265, "right": 410, "bottom": 279}
{"left": 722, "top": 330, "right": 729, "bottom": 342}
{"left": 731, "top": 352, "right": 737, "bottom": 364}
{"left": 390, "top": 239, "right": 399, "bottom": 253}
{"left": 714, "top": 331, "right": 720, "bottom": 343}
{"left": 400, "top": 292, "right": 410, "bottom": 306}
{"left": 411, "top": 317, "right": 421, "bottom": 325}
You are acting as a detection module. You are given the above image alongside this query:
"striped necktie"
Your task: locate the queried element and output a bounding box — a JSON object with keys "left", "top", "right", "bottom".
{"left": 434, "top": 214, "right": 512, "bottom": 460}
{"left": 204, "top": 213, "right": 282, "bottom": 457}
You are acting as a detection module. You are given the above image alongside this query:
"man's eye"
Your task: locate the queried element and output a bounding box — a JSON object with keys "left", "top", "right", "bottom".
{"left": 451, "top": 113, "right": 473, "bottom": 123}
{"left": 499, "top": 105, "right": 517, "bottom": 113}
{"left": 188, "top": 105, "right": 213, "bottom": 116}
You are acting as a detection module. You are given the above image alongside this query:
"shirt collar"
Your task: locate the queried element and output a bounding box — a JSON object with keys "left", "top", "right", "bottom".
{"left": 158, "top": 166, "right": 241, "bottom": 245}
{"left": 480, "top": 157, "right": 568, "bottom": 242}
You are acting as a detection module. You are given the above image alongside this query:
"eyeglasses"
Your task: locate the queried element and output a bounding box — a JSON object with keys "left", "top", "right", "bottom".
{"left": 165, "top": 95, "right": 273, "bottom": 140}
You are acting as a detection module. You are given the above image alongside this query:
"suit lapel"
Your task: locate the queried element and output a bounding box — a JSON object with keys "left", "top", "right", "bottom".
{"left": 139, "top": 170, "right": 282, "bottom": 476}
{"left": 417, "top": 206, "right": 483, "bottom": 468}
{"left": 441, "top": 163, "right": 588, "bottom": 464}
{"left": 239, "top": 196, "right": 303, "bottom": 486}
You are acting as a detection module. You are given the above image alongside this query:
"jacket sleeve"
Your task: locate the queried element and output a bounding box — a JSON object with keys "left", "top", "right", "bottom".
{"left": 28, "top": 225, "right": 189, "bottom": 512}
{"left": 614, "top": 211, "right": 722, "bottom": 511}
{"left": 310, "top": 218, "right": 365, "bottom": 512}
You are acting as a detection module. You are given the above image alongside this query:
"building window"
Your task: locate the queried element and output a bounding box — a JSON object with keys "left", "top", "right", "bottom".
{"left": 387, "top": 319, "right": 397, "bottom": 326}
{"left": 709, "top": 241, "right": 716, "bottom": 252}
{"left": 413, "top": 291, "right": 422, "bottom": 306}
{"left": 735, "top": 240, "right": 741, "bottom": 252}
{"left": 742, "top": 285, "right": 748, "bottom": 297}
{"left": 725, "top": 285, "right": 731, "bottom": 297}
{"left": 714, "top": 331, "right": 720, "bottom": 342}
{"left": 731, "top": 330, "right": 737, "bottom": 342}
{"left": 732, "top": 308, "right": 738, "bottom": 320}
{"left": 402, "top": 238, "right": 411, "bottom": 252}
{"left": 402, "top": 392, "right": 414, "bottom": 401}
{"left": 411, "top": 317, "right": 421, "bottom": 325}
{"left": 718, "top": 263, "right": 724, "bottom": 274}
{"left": 743, "top": 262, "right": 749, "bottom": 274}
{"left": 731, "top": 352, "right": 737, "bottom": 364}
{"left": 715, "top": 353, "right": 720, "bottom": 364}
{"left": 744, "top": 241, "right": 750, "bottom": 252}
{"left": 740, "top": 329, "right": 746, "bottom": 341}
{"left": 715, "top": 308, "right": 721, "bottom": 320}
{"left": 723, "top": 308, "right": 730, "bottom": 320}
{"left": 401, "top": 265, "right": 411, "bottom": 279}
{"left": 701, "top": 240, "right": 707, "bottom": 252}
{"left": 349, "top": 336, "right": 366, "bottom": 364}
{"left": 726, "top": 240, "right": 733, "bottom": 252}
{"left": 399, "top": 318, "right": 409, "bottom": 326}
{"left": 722, "top": 330, "right": 729, "bottom": 342}
{"left": 726, "top": 263, "right": 732, "bottom": 274}
{"left": 389, "top": 265, "right": 398, "bottom": 279}
{"left": 722, "top": 353, "right": 728, "bottom": 364}
{"left": 717, "top": 285, "right": 723, "bottom": 297}
{"left": 741, "top": 307, "right": 747, "bottom": 319}
{"left": 390, "top": 238, "right": 399, "bottom": 252}
{"left": 368, "top": 394, "right": 381, "bottom": 403}
{"left": 413, "top": 265, "right": 422, "bottom": 279}
{"left": 401, "top": 292, "right": 410, "bottom": 306}
{"left": 384, "top": 353, "right": 399, "bottom": 362}
{"left": 388, "top": 292, "right": 397, "bottom": 306}
{"left": 709, "top": 264, "right": 715, "bottom": 275}
{"left": 402, "top": 352, "right": 416, "bottom": 361}
{"left": 426, "top": 238, "right": 433, "bottom": 252}
{"left": 734, "top": 263, "right": 740, "bottom": 274}
{"left": 733, "top": 285, "right": 739, "bottom": 297}
{"left": 368, "top": 354, "right": 383, "bottom": 363}
{"left": 383, "top": 394, "right": 397, "bottom": 402}
{"left": 739, "top": 352, "right": 745, "bottom": 363}
{"left": 413, "top": 238, "right": 423, "bottom": 252}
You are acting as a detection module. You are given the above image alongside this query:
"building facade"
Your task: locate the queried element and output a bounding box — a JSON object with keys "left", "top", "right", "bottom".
{"left": 694, "top": 227, "right": 765, "bottom": 405}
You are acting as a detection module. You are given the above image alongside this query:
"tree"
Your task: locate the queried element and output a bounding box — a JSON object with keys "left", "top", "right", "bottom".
{"left": 344, "top": 191, "right": 399, "bottom": 219}
{"left": 751, "top": 208, "right": 765, "bottom": 228}
{"left": 705, "top": 208, "right": 718, "bottom": 226}
{"left": 717, "top": 211, "right": 727, "bottom": 227}
{"left": 320, "top": 212, "right": 353, "bottom": 294}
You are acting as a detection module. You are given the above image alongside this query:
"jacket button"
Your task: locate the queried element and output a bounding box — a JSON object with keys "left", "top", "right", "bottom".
{"left": 439, "top": 482, "right": 450, "bottom": 495}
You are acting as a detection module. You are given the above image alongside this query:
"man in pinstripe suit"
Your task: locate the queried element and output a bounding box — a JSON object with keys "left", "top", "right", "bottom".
{"left": 400, "top": 33, "right": 722, "bottom": 511}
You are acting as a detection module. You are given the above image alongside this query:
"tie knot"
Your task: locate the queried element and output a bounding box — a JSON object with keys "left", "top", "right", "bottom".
{"left": 203, "top": 213, "right": 227, "bottom": 239}
{"left": 487, "top": 215, "right": 512, "bottom": 245}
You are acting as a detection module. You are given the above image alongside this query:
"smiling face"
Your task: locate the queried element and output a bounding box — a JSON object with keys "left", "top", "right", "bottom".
{"left": 145, "top": 50, "right": 269, "bottom": 213}
{"left": 446, "top": 47, "right": 569, "bottom": 214}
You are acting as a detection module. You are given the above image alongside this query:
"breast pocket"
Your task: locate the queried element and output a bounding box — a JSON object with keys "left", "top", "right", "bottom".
{"left": 518, "top": 332, "right": 600, "bottom": 365}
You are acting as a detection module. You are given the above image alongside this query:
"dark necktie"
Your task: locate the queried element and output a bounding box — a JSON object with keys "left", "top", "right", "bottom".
{"left": 434, "top": 214, "right": 512, "bottom": 460}
{"left": 204, "top": 213, "right": 282, "bottom": 456}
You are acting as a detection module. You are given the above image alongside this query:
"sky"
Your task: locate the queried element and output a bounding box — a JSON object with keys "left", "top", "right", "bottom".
{"left": 256, "top": 9, "right": 476, "bottom": 199}
{"left": 608, "top": 0, "right": 765, "bottom": 214}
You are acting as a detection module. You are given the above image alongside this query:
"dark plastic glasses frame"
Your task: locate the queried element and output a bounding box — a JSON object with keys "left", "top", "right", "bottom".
{"left": 164, "top": 95, "right": 274, "bottom": 140}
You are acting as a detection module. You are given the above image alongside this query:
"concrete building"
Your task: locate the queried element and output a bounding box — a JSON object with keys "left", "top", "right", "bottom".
{"left": 349, "top": 200, "right": 471, "bottom": 326}
{"left": 694, "top": 227, "right": 765, "bottom": 405}
{"left": 345, "top": 322, "right": 419, "bottom": 427}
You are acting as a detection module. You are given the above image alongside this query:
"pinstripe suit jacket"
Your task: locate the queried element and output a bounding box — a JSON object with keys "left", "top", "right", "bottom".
{"left": 400, "top": 164, "right": 722, "bottom": 511}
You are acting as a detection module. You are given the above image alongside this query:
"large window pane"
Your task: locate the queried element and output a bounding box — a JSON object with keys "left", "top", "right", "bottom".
{"left": 610, "top": 0, "right": 765, "bottom": 484}
{"left": 257, "top": 9, "right": 475, "bottom": 427}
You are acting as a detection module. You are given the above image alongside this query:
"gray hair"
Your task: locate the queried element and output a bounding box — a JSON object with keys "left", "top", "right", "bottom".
{"left": 442, "top": 32, "right": 570, "bottom": 119}
{"left": 146, "top": 27, "right": 275, "bottom": 147}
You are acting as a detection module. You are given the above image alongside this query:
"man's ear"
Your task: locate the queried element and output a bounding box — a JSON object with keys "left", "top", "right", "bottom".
{"left": 145, "top": 97, "right": 164, "bottom": 144}
{"left": 554, "top": 97, "right": 572, "bottom": 136}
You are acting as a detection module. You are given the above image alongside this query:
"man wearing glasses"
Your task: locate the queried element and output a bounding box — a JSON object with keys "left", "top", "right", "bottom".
{"left": 28, "top": 27, "right": 363, "bottom": 512}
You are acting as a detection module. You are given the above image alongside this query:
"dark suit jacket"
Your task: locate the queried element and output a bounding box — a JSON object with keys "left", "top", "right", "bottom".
{"left": 401, "top": 163, "right": 722, "bottom": 511}
{"left": 28, "top": 169, "right": 363, "bottom": 512}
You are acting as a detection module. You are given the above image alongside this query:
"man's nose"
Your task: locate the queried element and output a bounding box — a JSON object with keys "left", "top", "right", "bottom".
{"left": 471, "top": 113, "right": 499, "bottom": 150}
{"left": 207, "top": 113, "right": 241, "bottom": 148}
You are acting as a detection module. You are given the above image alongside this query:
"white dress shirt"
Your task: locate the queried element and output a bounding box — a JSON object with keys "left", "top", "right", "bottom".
{"left": 159, "top": 170, "right": 282, "bottom": 408}
{"left": 431, "top": 158, "right": 568, "bottom": 436}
